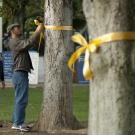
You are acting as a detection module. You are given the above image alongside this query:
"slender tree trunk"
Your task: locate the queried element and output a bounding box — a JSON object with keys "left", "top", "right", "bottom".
{"left": 83, "top": 0, "right": 135, "bottom": 135}
{"left": 13, "top": 7, "right": 26, "bottom": 32}
{"left": 37, "top": 0, "right": 80, "bottom": 133}
{"left": 12, "top": 1, "right": 29, "bottom": 31}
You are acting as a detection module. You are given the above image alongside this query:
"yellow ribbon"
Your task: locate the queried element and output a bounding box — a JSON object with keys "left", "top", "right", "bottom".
{"left": 34, "top": 20, "right": 73, "bottom": 30}
{"left": 34, "top": 19, "right": 73, "bottom": 50}
{"left": 68, "top": 32, "right": 135, "bottom": 80}
{"left": 45, "top": 25, "right": 73, "bottom": 31}
{"left": 34, "top": 20, "right": 41, "bottom": 26}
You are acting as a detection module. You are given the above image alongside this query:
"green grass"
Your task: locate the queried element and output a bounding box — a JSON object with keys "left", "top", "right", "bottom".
{"left": 73, "top": 85, "right": 89, "bottom": 121}
{"left": 0, "top": 85, "right": 89, "bottom": 123}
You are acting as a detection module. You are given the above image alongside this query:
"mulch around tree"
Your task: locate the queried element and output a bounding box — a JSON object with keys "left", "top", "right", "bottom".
{"left": 0, "top": 123, "right": 87, "bottom": 135}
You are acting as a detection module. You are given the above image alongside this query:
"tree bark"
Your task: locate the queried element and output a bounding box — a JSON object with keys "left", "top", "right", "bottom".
{"left": 13, "top": 1, "right": 27, "bottom": 32}
{"left": 83, "top": 0, "right": 135, "bottom": 135}
{"left": 13, "top": 8, "right": 26, "bottom": 31}
{"left": 36, "top": 0, "right": 80, "bottom": 133}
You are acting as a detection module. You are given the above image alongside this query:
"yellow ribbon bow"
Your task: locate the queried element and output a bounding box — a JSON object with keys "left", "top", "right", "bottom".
{"left": 68, "top": 32, "right": 135, "bottom": 80}
{"left": 68, "top": 34, "right": 100, "bottom": 80}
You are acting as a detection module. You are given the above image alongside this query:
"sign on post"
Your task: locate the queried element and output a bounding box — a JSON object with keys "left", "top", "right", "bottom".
{"left": 3, "top": 51, "right": 39, "bottom": 85}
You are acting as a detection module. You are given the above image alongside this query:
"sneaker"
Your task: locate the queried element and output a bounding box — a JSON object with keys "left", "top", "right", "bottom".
{"left": 11, "top": 124, "right": 20, "bottom": 130}
{"left": 21, "top": 123, "right": 31, "bottom": 129}
{"left": 11, "top": 124, "right": 30, "bottom": 132}
{"left": 18, "top": 125, "right": 30, "bottom": 132}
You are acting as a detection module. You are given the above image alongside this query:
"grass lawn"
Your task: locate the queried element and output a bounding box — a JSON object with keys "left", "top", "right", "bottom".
{"left": 0, "top": 85, "right": 89, "bottom": 123}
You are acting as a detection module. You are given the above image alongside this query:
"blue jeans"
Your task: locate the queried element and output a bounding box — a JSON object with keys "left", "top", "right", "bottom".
{"left": 12, "top": 71, "right": 29, "bottom": 125}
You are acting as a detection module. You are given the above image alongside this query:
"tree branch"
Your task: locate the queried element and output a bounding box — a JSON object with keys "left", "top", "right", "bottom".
{"left": 4, "top": 0, "right": 15, "bottom": 9}
{"left": 26, "top": 11, "right": 44, "bottom": 19}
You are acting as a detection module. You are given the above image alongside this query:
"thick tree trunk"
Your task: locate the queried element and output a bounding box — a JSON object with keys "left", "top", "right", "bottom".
{"left": 37, "top": 0, "right": 79, "bottom": 133}
{"left": 83, "top": 0, "right": 135, "bottom": 135}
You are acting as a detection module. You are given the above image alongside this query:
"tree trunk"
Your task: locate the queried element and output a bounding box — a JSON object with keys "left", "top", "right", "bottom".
{"left": 37, "top": 0, "right": 80, "bottom": 133}
{"left": 83, "top": 0, "right": 135, "bottom": 135}
{"left": 13, "top": 7, "right": 26, "bottom": 32}
{"left": 12, "top": 1, "right": 29, "bottom": 31}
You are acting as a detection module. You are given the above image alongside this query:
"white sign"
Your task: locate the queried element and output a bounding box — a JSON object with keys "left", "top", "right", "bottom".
{"left": 29, "top": 51, "right": 39, "bottom": 84}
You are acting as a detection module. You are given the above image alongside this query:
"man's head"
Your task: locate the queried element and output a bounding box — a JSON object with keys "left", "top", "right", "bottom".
{"left": 7, "top": 23, "right": 22, "bottom": 38}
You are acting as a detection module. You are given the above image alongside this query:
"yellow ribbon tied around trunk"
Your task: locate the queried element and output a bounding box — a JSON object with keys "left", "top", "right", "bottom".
{"left": 68, "top": 32, "right": 135, "bottom": 80}
{"left": 34, "top": 19, "right": 73, "bottom": 30}
{"left": 34, "top": 19, "right": 73, "bottom": 50}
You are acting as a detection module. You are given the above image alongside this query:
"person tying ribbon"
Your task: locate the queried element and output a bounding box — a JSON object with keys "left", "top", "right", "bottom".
{"left": 6, "top": 22, "right": 44, "bottom": 132}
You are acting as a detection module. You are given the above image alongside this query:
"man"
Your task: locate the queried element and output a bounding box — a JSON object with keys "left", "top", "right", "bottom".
{"left": 0, "top": 53, "right": 5, "bottom": 89}
{"left": 7, "top": 23, "right": 44, "bottom": 132}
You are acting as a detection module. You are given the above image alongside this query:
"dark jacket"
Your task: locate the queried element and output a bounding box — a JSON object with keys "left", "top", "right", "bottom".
{"left": 8, "top": 33, "right": 39, "bottom": 72}
{"left": 0, "top": 60, "right": 4, "bottom": 81}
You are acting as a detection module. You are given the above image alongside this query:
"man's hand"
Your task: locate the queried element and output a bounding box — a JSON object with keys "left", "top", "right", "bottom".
{"left": 36, "top": 24, "right": 44, "bottom": 33}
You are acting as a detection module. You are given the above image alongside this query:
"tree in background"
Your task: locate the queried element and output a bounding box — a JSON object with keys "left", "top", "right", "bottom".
{"left": 83, "top": 0, "right": 135, "bottom": 135}
{"left": 36, "top": 0, "right": 80, "bottom": 133}
{"left": 2, "top": 0, "right": 44, "bottom": 32}
{"left": 1, "top": 0, "right": 84, "bottom": 32}
{"left": 2, "top": 0, "right": 29, "bottom": 30}
{"left": 73, "top": 0, "right": 86, "bottom": 30}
